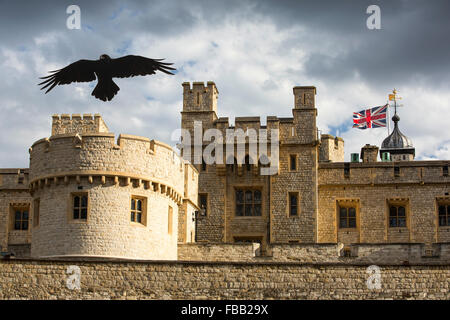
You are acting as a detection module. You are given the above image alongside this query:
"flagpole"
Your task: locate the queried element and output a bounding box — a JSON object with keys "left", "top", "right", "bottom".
{"left": 387, "top": 97, "right": 390, "bottom": 135}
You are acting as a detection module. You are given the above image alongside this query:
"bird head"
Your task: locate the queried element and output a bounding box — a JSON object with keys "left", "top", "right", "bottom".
{"left": 99, "top": 54, "right": 111, "bottom": 61}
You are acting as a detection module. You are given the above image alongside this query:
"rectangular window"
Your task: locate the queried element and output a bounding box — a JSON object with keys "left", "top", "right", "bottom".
{"left": 443, "top": 165, "right": 449, "bottom": 176}
{"left": 289, "top": 192, "right": 299, "bottom": 216}
{"left": 131, "top": 196, "right": 146, "bottom": 225}
{"left": 394, "top": 166, "right": 400, "bottom": 177}
{"left": 235, "top": 189, "right": 262, "bottom": 216}
{"left": 199, "top": 194, "right": 208, "bottom": 216}
{"left": 339, "top": 206, "right": 357, "bottom": 228}
{"left": 33, "top": 199, "right": 40, "bottom": 228}
{"left": 389, "top": 205, "right": 407, "bottom": 227}
{"left": 438, "top": 204, "right": 450, "bottom": 227}
{"left": 289, "top": 155, "right": 297, "bottom": 171}
{"left": 168, "top": 206, "right": 173, "bottom": 235}
{"left": 72, "top": 193, "right": 88, "bottom": 220}
{"left": 13, "top": 207, "right": 29, "bottom": 230}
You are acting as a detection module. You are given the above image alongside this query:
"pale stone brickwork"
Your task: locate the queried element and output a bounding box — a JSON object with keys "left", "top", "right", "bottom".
{"left": 318, "top": 161, "right": 450, "bottom": 244}
{"left": 51, "top": 114, "right": 109, "bottom": 135}
{"left": 319, "top": 134, "right": 344, "bottom": 163}
{"left": 0, "top": 259, "right": 449, "bottom": 300}
{"left": 178, "top": 243, "right": 260, "bottom": 261}
{"left": 178, "top": 242, "right": 450, "bottom": 264}
{"left": 25, "top": 115, "right": 198, "bottom": 260}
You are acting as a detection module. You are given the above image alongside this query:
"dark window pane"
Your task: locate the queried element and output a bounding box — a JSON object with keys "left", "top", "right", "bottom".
{"left": 245, "top": 204, "right": 252, "bottom": 216}
{"left": 15, "top": 211, "right": 21, "bottom": 220}
{"left": 389, "top": 218, "right": 397, "bottom": 227}
{"left": 81, "top": 196, "right": 87, "bottom": 207}
{"left": 245, "top": 191, "right": 252, "bottom": 202}
{"left": 340, "top": 218, "right": 348, "bottom": 228}
{"left": 398, "top": 206, "right": 405, "bottom": 216}
{"left": 236, "top": 204, "right": 243, "bottom": 216}
{"left": 80, "top": 208, "right": 87, "bottom": 219}
{"left": 137, "top": 213, "right": 142, "bottom": 223}
{"left": 348, "top": 208, "right": 356, "bottom": 217}
{"left": 73, "top": 209, "right": 79, "bottom": 219}
{"left": 14, "top": 222, "right": 21, "bottom": 230}
{"left": 290, "top": 194, "right": 297, "bottom": 205}
{"left": 236, "top": 191, "right": 243, "bottom": 203}
{"left": 439, "top": 216, "right": 446, "bottom": 226}
{"left": 348, "top": 218, "right": 356, "bottom": 228}
{"left": 74, "top": 196, "right": 80, "bottom": 207}
{"left": 23, "top": 211, "right": 29, "bottom": 219}
{"left": 254, "top": 205, "right": 261, "bottom": 216}
{"left": 290, "top": 206, "right": 297, "bottom": 216}
{"left": 438, "top": 206, "right": 446, "bottom": 215}
{"left": 447, "top": 216, "right": 450, "bottom": 226}
{"left": 389, "top": 206, "right": 397, "bottom": 217}
{"left": 398, "top": 217, "right": 406, "bottom": 227}
{"left": 131, "top": 199, "right": 135, "bottom": 210}
{"left": 22, "top": 221, "right": 28, "bottom": 230}
{"left": 254, "top": 190, "right": 261, "bottom": 202}
{"left": 131, "top": 212, "right": 135, "bottom": 221}
{"left": 447, "top": 205, "right": 450, "bottom": 214}
{"left": 339, "top": 207, "right": 347, "bottom": 218}
{"left": 137, "top": 200, "right": 142, "bottom": 211}
{"left": 290, "top": 155, "right": 296, "bottom": 170}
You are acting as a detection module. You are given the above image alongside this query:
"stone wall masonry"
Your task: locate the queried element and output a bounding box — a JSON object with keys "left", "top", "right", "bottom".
{"left": 178, "top": 242, "right": 450, "bottom": 265}
{"left": 0, "top": 259, "right": 449, "bottom": 299}
{"left": 178, "top": 243, "right": 260, "bottom": 261}
{"left": 268, "top": 243, "right": 450, "bottom": 265}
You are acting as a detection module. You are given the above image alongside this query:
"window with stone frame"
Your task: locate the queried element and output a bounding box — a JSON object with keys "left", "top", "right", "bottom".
{"left": 389, "top": 204, "right": 407, "bottom": 228}
{"left": 289, "top": 192, "right": 299, "bottom": 216}
{"left": 289, "top": 154, "right": 297, "bottom": 171}
{"left": 12, "top": 206, "right": 29, "bottom": 230}
{"left": 72, "top": 193, "right": 88, "bottom": 220}
{"left": 339, "top": 206, "right": 357, "bottom": 228}
{"left": 131, "top": 196, "right": 146, "bottom": 225}
{"left": 438, "top": 200, "right": 450, "bottom": 227}
{"left": 235, "top": 189, "right": 262, "bottom": 216}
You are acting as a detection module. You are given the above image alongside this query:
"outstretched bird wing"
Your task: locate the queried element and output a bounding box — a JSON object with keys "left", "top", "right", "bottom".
{"left": 38, "top": 59, "right": 99, "bottom": 93}
{"left": 109, "top": 55, "right": 176, "bottom": 78}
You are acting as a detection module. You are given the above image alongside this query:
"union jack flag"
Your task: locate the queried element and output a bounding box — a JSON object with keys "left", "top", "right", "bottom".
{"left": 353, "top": 104, "right": 388, "bottom": 129}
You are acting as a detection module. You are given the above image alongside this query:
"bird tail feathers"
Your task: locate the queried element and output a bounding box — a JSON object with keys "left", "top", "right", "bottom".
{"left": 91, "top": 78, "right": 120, "bottom": 102}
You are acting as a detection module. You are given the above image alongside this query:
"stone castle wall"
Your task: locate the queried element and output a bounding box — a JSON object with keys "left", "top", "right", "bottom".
{"left": 0, "top": 259, "right": 449, "bottom": 299}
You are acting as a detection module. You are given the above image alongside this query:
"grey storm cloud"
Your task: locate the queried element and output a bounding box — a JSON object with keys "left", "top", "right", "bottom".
{"left": 0, "top": 0, "right": 449, "bottom": 168}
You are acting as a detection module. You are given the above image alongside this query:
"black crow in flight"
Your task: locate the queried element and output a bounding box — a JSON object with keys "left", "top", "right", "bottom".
{"left": 38, "top": 54, "right": 176, "bottom": 101}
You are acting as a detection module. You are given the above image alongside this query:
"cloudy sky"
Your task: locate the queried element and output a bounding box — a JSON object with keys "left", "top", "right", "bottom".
{"left": 0, "top": 0, "right": 449, "bottom": 168}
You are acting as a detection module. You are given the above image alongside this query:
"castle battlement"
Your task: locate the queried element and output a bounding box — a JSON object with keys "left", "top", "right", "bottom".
{"left": 51, "top": 113, "right": 109, "bottom": 136}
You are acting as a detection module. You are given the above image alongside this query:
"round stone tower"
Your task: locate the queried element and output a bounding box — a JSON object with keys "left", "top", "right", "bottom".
{"left": 28, "top": 114, "right": 197, "bottom": 260}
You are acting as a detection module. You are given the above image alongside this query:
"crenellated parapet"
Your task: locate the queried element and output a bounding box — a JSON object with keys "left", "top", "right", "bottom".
{"left": 51, "top": 113, "right": 109, "bottom": 136}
